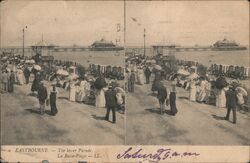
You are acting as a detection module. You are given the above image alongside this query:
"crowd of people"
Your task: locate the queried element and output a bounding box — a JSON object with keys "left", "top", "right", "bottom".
{"left": 125, "top": 53, "right": 249, "bottom": 124}
{"left": 0, "top": 53, "right": 125, "bottom": 124}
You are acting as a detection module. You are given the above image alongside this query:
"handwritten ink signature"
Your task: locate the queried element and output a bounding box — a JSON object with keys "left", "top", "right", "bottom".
{"left": 117, "top": 147, "right": 200, "bottom": 162}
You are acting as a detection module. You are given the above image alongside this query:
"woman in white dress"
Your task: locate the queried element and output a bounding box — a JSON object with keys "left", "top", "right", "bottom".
{"left": 189, "top": 80, "right": 197, "bottom": 102}
{"left": 95, "top": 88, "right": 106, "bottom": 108}
{"left": 197, "top": 79, "right": 207, "bottom": 102}
{"left": 137, "top": 68, "right": 145, "bottom": 85}
{"left": 76, "top": 79, "right": 85, "bottom": 102}
{"left": 16, "top": 68, "right": 25, "bottom": 85}
{"left": 69, "top": 81, "right": 76, "bottom": 102}
{"left": 216, "top": 88, "right": 226, "bottom": 108}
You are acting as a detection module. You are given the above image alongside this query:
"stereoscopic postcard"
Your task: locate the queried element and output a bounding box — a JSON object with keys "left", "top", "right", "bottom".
{"left": 0, "top": 0, "right": 249, "bottom": 162}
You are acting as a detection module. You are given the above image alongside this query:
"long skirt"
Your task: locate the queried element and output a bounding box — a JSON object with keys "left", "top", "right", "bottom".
{"left": 170, "top": 92, "right": 178, "bottom": 115}
{"left": 152, "top": 80, "right": 160, "bottom": 92}
{"left": 17, "top": 73, "right": 25, "bottom": 85}
{"left": 8, "top": 82, "right": 14, "bottom": 92}
{"left": 216, "top": 89, "right": 226, "bottom": 108}
{"left": 69, "top": 87, "right": 76, "bottom": 101}
{"left": 76, "top": 91, "right": 87, "bottom": 102}
{"left": 197, "top": 90, "right": 207, "bottom": 102}
{"left": 137, "top": 73, "right": 145, "bottom": 85}
{"left": 95, "top": 89, "right": 106, "bottom": 108}
{"left": 189, "top": 87, "right": 196, "bottom": 101}
{"left": 31, "top": 79, "right": 39, "bottom": 92}
{"left": 50, "top": 93, "right": 58, "bottom": 116}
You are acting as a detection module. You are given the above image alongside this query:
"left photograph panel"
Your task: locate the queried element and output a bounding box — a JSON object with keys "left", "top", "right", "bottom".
{"left": 0, "top": 1, "right": 125, "bottom": 145}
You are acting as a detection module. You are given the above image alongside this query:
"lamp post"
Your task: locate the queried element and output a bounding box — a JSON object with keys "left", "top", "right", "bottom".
{"left": 143, "top": 28, "right": 146, "bottom": 57}
{"left": 22, "top": 26, "right": 27, "bottom": 58}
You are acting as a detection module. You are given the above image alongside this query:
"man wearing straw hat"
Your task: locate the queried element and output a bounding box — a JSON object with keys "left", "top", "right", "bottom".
{"left": 225, "top": 85, "right": 237, "bottom": 124}
{"left": 105, "top": 85, "right": 117, "bottom": 123}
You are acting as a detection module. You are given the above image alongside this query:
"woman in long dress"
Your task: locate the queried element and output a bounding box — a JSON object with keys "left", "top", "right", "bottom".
{"left": 76, "top": 79, "right": 89, "bottom": 103}
{"left": 16, "top": 69, "right": 25, "bottom": 85}
{"left": 50, "top": 84, "right": 58, "bottom": 116}
{"left": 197, "top": 79, "right": 207, "bottom": 102}
{"left": 169, "top": 85, "right": 178, "bottom": 116}
{"left": 189, "top": 80, "right": 197, "bottom": 102}
{"left": 95, "top": 88, "right": 106, "bottom": 108}
{"left": 137, "top": 68, "right": 145, "bottom": 85}
{"left": 216, "top": 88, "right": 226, "bottom": 108}
{"left": 76, "top": 80, "right": 85, "bottom": 102}
{"left": 69, "top": 81, "right": 76, "bottom": 102}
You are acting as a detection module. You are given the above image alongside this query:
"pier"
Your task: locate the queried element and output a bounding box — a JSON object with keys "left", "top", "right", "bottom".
{"left": 175, "top": 46, "right": 212, "bottom": 52}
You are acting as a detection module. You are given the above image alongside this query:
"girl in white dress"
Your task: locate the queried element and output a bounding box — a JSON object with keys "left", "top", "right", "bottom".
{"left": 69, "top": 81, "right": 76, "bottom": 102}
{"left": 95, "top": 88, "right": 106, "bottom": 108}
{"left": 189, "top": 80, "right": 197, "bottom": 102}
{"left": 216, "top": 88, "right": 226, "bottom": 108}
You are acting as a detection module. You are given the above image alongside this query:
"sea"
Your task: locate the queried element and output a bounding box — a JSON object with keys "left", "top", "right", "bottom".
{"left": 17, "top": 47, "right": 250, "bottom": 68}
{"left": 22, "top": 50, "right": 125, "bottom": 68}
{"left": 128, "top": 47, "right": 249, "bottom": 68}
{"left": 52, "top": 50, "right": 124, "bottom": 67}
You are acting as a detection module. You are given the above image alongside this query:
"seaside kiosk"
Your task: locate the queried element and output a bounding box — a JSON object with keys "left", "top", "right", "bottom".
{"left": 31, "top": 39, "right": 55, "bottom": 63}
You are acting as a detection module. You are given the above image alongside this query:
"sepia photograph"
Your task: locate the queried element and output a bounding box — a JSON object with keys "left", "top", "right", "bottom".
{"left": 125, "top": 1, "right": 250, "bottom": 145}
{"left": 0, "top": 1, "right": 125, "bottom": 145}
{"left": 0, "top": 0, "right": 250, "bottom": 162}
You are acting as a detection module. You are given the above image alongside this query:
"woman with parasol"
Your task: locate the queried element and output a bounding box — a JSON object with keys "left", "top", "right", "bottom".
{"left": 215, "top": 75, "right": 228, "bottom": 108}
{"left": 151, "top": 65, "right": 162, "bottom": 93}
{"left": 235, "top": 86, "right": 248, "bottom": 110}
{"left": 94, "top": 75, "right": 107, "bottom": 108}
{"left": 49, "top": 81, "right": 58, "bottom": 116}
{"left": 69, "top": 79, "right": 76, "bottom": 102}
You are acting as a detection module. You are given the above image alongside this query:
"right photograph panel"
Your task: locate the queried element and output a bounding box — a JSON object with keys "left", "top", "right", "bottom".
{"left": 125, "top": 1, "right": 250, "bottom": 145}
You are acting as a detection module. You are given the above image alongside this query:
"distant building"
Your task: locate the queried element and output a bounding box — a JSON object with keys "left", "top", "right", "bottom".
{"left": 31, "top": 39, "right": 55, "bottom": 56}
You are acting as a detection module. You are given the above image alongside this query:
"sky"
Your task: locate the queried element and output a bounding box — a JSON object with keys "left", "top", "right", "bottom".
{"left": 0, "top": 1, "right": 124, "bottom": 47}
{"left": 126, "top": 1, "right": 249, "bottom": 46}
{"left": 0, "top": 1, "right": 249, "bottom": 47}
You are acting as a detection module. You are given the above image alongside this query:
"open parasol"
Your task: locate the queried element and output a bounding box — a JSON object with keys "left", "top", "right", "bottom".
{"left": 30, "top": 59, "right": 35, "bottom": 64}
{"left": 56, "top": 69, "right": 69, "bottom": 76}
{"left": 94, "top": 77, "right": 107, "bottom": 89}
{"left": 154, "top": 64, "right": 162, "bottom": 71}
{"left": 146, "top": 59, "right": 156, "bottom": 64}
{"left": 115, "top": 87, "right": 126, "bottom": 96}
{"left": 236, "top": 87, "right": 248, "bottom": 96}
{"left": 215, "top": 76, "right": 228, "bottom": 89}
{"left": 177, "top": 69, "right": 190, "bottom": 76}
{"left": 33, "top": 65, "right": 41, "bottom": 71}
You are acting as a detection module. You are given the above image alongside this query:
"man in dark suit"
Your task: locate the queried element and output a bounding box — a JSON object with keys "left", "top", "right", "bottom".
{"left": 105, "top": 86, "right": 117, "bottom": 123}
{"left": 157, "top": 82, "right": 168, "bottom": 115}
{"left": 225, "top": 86, "right": 237, "bottom": 124}
{"left": 24, "top": 66, "right": 30, "bottom": 84}
{"left": 144, "top": 66, "right": 151, "bottom": 84}
{"left": 37, "top": 81, "right": 48, "bottom": 115}
{"left": 8, "top": 71, "right": 15, "bottom": 93}
{"left": 128, "top": 71, "right": 136, "bottom": 92}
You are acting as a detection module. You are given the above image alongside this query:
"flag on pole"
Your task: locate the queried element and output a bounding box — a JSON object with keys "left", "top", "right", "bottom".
{"left": 131, "top": 17, "right": 137, "bottom": 22}
{"left": 117, "top": 24, "right": 120, "bottom": 32}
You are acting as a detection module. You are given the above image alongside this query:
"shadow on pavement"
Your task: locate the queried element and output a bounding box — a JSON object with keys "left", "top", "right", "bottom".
{"left": 58, "top": 97, "right": 68, "bottom": 100}
{"left": 25, "top": 108, "right": 41, "bottom": 115}
{"left": 148, "top": 93, "right": 157, "bottom": 97}
{"left": 178, "top": 96, "right": 189, "bottom": 100}
{"left": 45, "top": 110, "right": 54, "bottom": 116}
{"left": 92, "top": 114, "right": 106, "bottom": 121}
{"left": 165, "top": 110, "right": 176, "bottom": 116}
{"left": 145, "top": 108, "right": 161, "bottom": 114}
{"left": 27, "top": 92, "right": 37, "bottom": 97}
{"left": 212, "top": 114, "right": 226, "bottom": 120}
